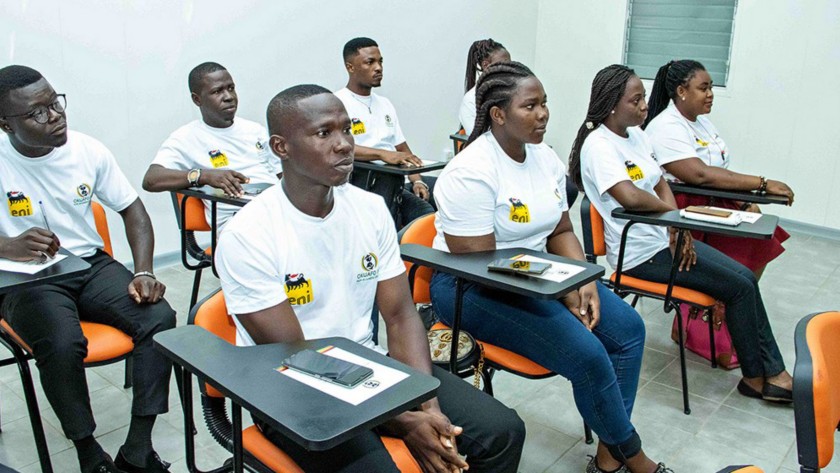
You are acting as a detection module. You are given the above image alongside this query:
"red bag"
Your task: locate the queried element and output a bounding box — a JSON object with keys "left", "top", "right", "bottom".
{"left": 671, "top": 302, "right": 740, "bottom": 370}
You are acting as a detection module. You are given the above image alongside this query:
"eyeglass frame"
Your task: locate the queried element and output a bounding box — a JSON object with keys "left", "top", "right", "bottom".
{"left": 1, "top": 94, "right": 67, "bottom": 125}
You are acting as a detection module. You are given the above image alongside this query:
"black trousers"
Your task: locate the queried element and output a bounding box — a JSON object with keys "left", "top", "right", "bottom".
{"left": 0, "top": 251, "right": 176, "bottom": 440}
{"left": 256, "top": 365, "right": 525, "bottom": 473}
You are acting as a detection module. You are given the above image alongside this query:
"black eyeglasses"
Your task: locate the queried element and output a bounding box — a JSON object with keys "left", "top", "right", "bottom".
{"left": 2, "top": 94, "right": 67, "bottom": 124}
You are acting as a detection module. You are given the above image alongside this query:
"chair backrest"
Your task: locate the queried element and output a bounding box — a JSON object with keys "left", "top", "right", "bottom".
{"left": 794, "top": 311, "right": 840, "bottom": 471}
{"left": 579, "top": 195, "right": 606, "bottom": 262}
{"left": 91, "top": 201, "right": 113, "bottom": 257}
{"left": 715, "top": 467, "right": 764, "bottom": 473}
{"left": 398, "top": 214, "right": 436, "bottom": 304}
{"left": 189, "top": 289, "right": 237, "bottom": 398}
{"left": 454, "top": 127, "right": 467, "bottom": 155}
{"left": 171, "top": 192, "right": 212, "bottom": 232}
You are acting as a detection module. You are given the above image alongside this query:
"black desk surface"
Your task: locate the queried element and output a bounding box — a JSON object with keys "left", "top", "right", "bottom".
{"left": 668, "top": 182, "right": 790, "bottom": 205}
{"left": 178, "top": 183, "right": 274, "bottom": 207}
{"left": 400, "top": 245, "right": 604, "bottom": 300}
{"left": 154, "top": 326, "right": 439, "bottom": 451}
{"left": 449, "top": 133, "right": 467, "bottom": 143}
{"left": 0, "top": 250, "right": 90, "bottom": 295}
{"left": 611, "top": 208, "right": 779, "bottom": 240}
{"left": 353, "top": 160, "right": 447, "bottom": 176}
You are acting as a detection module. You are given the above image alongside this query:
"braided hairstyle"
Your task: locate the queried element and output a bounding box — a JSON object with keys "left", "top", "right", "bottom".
{"left": 464, "top": 39, "right": 506, "bottom": 93}
{"left": 465, "top": 61, "right": 534, "bottom": 147}
{"left": 568, "top": 64, "right": 636, "bottom": 191}
{"left": 643, "top": 59, "right": 705, "bottom": 129}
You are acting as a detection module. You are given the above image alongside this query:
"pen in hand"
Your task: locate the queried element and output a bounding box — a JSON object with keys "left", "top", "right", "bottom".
{"left": 38, "top": 200, "right": 55, "bottom": 262}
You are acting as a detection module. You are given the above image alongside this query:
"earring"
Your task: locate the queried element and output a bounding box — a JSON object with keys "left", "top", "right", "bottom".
{"left": 681, "top": 96, "right": 686, "bottom": 101}
{"left": 611, "top": 110, "right": 615, "bottom": 114}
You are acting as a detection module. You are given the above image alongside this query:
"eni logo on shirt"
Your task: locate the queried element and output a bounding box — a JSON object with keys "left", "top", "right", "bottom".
{"left": 694, "top": 136, "right": 709, "bottom": 147}
{"left": 625, "top": 160, "right": 644, "bottom": 182}
{"left": 284, "top": 273, "right": 313, "bottom": 306}
{"left": 357, "top": 252, "right": 379, "bottom": 282}
{"left": 74, "top": 183, "right": 93, "bottom": 206}
{"left": 508, "top": 197, "right": 530, "bottom": 223}
{"left": 351, "top": 118, "right": 366, "bottom": 135}
{"left": 6, "top": 191, "right": 32, "bottom": 217}
{"left": 208, "top": 150, "right": 229, "bottom": 168}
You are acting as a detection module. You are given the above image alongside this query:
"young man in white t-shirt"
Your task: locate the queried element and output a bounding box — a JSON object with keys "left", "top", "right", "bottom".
{"left": 142, "top": 62, "right": 282, "bottom": 227}
{"left": 335, "top": 37, "right": 434, "bottom": 228}
{"left": 0, "top": 66, "right": 176, "bottom": 473}
{"left": 215, "top": 84, "right": 524, "bottom": 473}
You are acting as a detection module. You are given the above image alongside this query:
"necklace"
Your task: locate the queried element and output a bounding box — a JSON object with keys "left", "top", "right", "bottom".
{"left": 349, "top": 91, "right": 372, "bottom": 113}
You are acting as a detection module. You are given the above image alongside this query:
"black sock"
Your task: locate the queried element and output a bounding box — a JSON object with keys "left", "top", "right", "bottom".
{"left": 121, "top": 415, "right": 156, "bottom": 466}
{"left": 74, "top": 435, "right": 106, "bottom": 473}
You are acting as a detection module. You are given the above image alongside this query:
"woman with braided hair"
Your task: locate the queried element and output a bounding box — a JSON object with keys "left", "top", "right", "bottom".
{"left": 431, "top": 61, "right": 671, "bottom": 473}
{"left": 458, "top": 39, "right": 510, "bottom": 135}
{"left": 643, "top": 59, "right": 793, "bottom": 279}
{"left": 569, "top": 64, "right": 792, "bottom": 407}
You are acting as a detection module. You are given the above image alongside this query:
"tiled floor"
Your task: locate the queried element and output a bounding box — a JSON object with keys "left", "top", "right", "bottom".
{"left": 1, "top": 205, "right": 839, "bottom": 472}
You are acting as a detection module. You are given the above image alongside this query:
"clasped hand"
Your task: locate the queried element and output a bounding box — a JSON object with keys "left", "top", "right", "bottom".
{"left": 562, "top": 281, "right": 601, "bottom": 331}
{"left": 669, "top": 228, "right": 697, "bottom": 271}
{"left": 391, "top": 407, "right": 468, "bottom": 473}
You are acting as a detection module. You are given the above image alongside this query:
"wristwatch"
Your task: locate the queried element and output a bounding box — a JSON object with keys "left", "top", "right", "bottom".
{"left": 187, "top": 168, "right": 202, "bottom": 187}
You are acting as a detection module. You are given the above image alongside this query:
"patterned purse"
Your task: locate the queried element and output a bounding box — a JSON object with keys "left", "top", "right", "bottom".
{"left": 427, "top": 329, "right": 484, "bottom": 388}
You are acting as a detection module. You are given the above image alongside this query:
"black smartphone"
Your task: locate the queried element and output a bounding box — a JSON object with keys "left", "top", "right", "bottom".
{"left": 282, "top": 349, "right": 374, "bottom": 388}
{"left": 487, "top": 258, "right": 551, "bottom": 276}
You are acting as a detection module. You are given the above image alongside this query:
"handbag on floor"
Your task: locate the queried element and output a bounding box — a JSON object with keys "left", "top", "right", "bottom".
{"left": 671, "top": 302, "right": 740, "bottom": 370}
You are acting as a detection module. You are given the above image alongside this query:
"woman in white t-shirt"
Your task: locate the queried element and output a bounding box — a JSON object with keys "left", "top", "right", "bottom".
{"left": 568, "top": 64, "right": 792, "bottom": 407}
{"left": 432, "top": 61, "right": 671, "bottom": 473}
{"left": 643, "top": 59, "right": 794, "bottom": 279}
{"left": 458, "top": 39, "right": 510, "bottom": 136}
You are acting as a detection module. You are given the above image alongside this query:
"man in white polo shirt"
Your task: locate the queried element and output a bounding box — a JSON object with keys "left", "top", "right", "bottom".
{"left": 215, "top": 84, "right": 524, "bottom": 473}
{"left": 0, "top": 65, "right": 175, "bottom": 473}
{"left": 142, "top": 62, "right": 282, "bottom": 227}
{"left": 335, "top": 37, "right": 434, "bottom": 228}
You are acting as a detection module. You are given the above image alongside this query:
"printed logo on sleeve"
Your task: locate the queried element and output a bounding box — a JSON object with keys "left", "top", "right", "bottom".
{"left": 73, "top": 183, "right": 93, "bottom": 206}
{"left": 351, "top": 118, "right": 366, "bottom": 135}
{"left": 356, "top": 252, "right": 379, "bottom": 282}
{"left": 554, "top": 188, "right": 565, "bottom": 207}
{"left": 6, "top": 191, "right": 32, "bottom": 217}
{"left": 508, "top": 197, "right": 530, "bottom": 223}
{"left": 255, "top": 140, "right": 265, "bottom": 151}
{"left": 625, "top": 160, "right": 644, "bottom": 182}
{"left": 284, "top": 273, "right": 313, "bottom": 305}
{"left": 208, "top": 150, "right": 229, "bottom": 168}
{"left": 384, "top": 114, "right": 394, "bottom": 128}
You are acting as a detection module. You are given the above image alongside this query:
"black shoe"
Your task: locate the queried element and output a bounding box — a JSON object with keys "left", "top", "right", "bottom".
{"left": 90, "top": 455, "right": 127, "bottom": 473}
{"left": 114, "top": 448, "right": 171, "bottom": 473}
{"left": 736, "top": 379, "right": 763, "bottom": 399}
{"left": 762, "top": 383, "right": 793, "bottom": 403}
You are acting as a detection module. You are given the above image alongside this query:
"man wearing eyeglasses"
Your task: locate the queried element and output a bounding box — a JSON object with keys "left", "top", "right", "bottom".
{"left": 0, "top": 65, "right": 176, "bottom": 473}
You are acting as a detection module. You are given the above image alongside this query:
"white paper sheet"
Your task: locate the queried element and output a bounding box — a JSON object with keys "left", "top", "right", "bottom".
{"left": 509, "top": 254, "right": 586, "bottom": 284}
{"left": 0, "top": 254, "right": 67, "bottom": 274}
{"left": 276, "top": 346, "right": 409, "bottom": 406}
{"left": 720, "top": 208, "right": 762, "bottom": 224}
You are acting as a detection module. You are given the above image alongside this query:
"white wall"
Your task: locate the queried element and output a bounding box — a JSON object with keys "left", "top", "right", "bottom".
{"left": 0, "top": 0, "right": 538, "bottom": 261}
{"left": 535, "top": 0, "right": 840, "bottom": 230}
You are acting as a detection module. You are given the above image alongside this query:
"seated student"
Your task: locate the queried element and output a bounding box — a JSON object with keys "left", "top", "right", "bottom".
{"left": 0, "top": 66, "right": 176, "bottom": 473}
{"left": 643, "top": 59, "right": 794, "bottom": 279}
{"left": 430, "top": 61, "right": 670, "bottom": 473}
{"left": 335, "top": 37, "right": 434, "bottom": 228}
{"left": 142, "top": 62, "right": 282, "bottom": 228}
{"left": 567, "top": 64, "right": 793, "bottom": 405}
{"left": 215, "top": 84, "right": 525, "bottom": 473}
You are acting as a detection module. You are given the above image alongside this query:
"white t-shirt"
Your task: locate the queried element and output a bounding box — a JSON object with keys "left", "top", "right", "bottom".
{"left": 334, "top": 88, "right": 406, "bottom": 151}
{"left": 581, "top": 125, "right": 669, "bottom": 270}
{"left": 216, "top": 183, "right": 406, "bottom": 348}
{"left": 433, "top": 132, "right": 568, "bottom": 252}
{"left": 0, "top": 131, "right": 138, "bottom": 257}
{"left": 152, "top": 118, "right": 281, "bottom": 226}
{"left": 645, "top": 102, "right": 730, "bottom": 181}
{"left": 458, "top": 87, "right": 477, "bottom": 135}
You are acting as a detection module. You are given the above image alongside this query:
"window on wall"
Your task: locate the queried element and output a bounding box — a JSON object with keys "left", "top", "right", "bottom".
{"left": 624, "top": 0, "right": 737, "bottom": 86}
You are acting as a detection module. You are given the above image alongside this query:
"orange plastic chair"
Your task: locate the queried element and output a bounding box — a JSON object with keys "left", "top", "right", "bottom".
{"left": 580, "top": 195, "right": 716, "bottom": 415}
{"left": 794, "top": 311, "right": 840, "bottom": 473}
{"left": 0, "top": 201, "right": 135, "bottom": 473}
{"left": 170, "top": 192, "right": 213, "bottom": 310}
{"left": 449, "top": 128, "right": 467, "bottom": 156}
{"left": 188, "top": 289, "right": 421, "bottom": 473}
{"left": 716, "top": 467, "right": 764, "bottom": 473}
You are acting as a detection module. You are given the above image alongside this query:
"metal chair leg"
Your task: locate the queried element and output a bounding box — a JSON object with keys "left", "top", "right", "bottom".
{"left": 17, "top": 356, "right": 54, "bottom": 473}
{"left": 124, "top": 355, "right": 133, "bottom": 389}
{"left": 190, "top": 268, "right": 204, "bottom": 312}
{"left": 707, "top": 308, "right": 717, "bottom": 369}
{"left": 674, "top": 305, "right": 691, "bottom": 415}
{"left": 584, "top": 423, "right": 594, "bottom": 444}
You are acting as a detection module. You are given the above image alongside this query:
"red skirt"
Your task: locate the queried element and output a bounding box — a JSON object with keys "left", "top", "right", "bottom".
{"left": 675, "top": 193, "right": 790, "bottom": 272}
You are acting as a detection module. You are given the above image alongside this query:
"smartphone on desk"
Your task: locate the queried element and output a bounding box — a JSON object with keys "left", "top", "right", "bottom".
{"left": 282, "top": 349, "right": 374, "bottom": 388}
{"left": 684, "top": 205, "right": 732, "bottom": 218}
{"left": 487, "top": 258, "right": 551, "bottom": 276}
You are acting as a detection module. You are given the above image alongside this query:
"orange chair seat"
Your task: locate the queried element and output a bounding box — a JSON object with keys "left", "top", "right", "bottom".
{"left": 242, "top": 425, "right": 421, "bottom": 473}
{"left": 431, "top": 323, "right": 552, "bottom": 377}
{"left": 609, "top": 273, "right": 715, "bottom": 307}
{"left": 0, "top": 319, "right": 133, "bottom": 364}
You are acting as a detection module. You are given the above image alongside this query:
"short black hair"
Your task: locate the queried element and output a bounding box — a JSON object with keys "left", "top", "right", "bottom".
{"left": 266, "top": 84, "right": 333, "bottom": 135}
{"left": 188, "top": 62, "right": 227, "bottom": 94}
{"left": 343, "top": 37, "right": 378, "bottom": 62}
{"left": 0, "top": 65, "right": 43, "bottom": 112}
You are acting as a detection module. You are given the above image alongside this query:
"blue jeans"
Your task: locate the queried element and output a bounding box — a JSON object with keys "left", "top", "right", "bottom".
{"left": 430, "top": 273, "right": 645, "bottom": 450}
{"left": 624, "top": 241, "right": 785, "bottom": 379}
